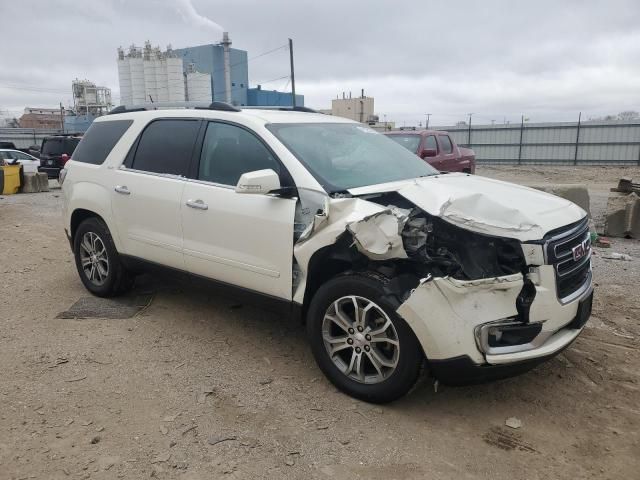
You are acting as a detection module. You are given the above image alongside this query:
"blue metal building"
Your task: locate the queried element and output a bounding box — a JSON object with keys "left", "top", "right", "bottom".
{"left": 247, "top": 86, "right": 304, "bottom": 107}
{"left": 174, "top": 44, "right": 249, "bottom": 106}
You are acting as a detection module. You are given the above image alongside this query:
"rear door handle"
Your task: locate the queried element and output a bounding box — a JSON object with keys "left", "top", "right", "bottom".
{"left": 114, "top": 185, "right": 130, "bottom": 195}
{"left": 186, "top": 199, "right": 208, "bottom": 210}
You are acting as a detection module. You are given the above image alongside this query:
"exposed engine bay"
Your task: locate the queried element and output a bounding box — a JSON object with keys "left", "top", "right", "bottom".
{"left": 351, "top": 191, "right": 527, "bottom": 281}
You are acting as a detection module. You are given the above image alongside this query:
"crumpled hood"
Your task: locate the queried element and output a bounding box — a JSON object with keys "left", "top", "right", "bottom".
{"left": 347, "top": 173, "right": 586, "bottom": 241}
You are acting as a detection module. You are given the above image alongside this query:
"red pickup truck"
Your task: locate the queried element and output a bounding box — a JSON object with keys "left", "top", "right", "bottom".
{"left": 384, "top": 130, "right": 476, "bottom": 173}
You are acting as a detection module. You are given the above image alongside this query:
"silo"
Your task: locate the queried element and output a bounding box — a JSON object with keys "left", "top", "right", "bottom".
{"left": 166, "top": 57, "right": 185, "bottom": 102}
{"left": 129, "top": 57, "right": 146, "bottom": 105}
{"left": 144, "top": 57, "right": 157, "bottom": 104}
{"left": 155, "top": 58, "right": 169, "bottom": 102}
{"left": 186, "top": 72, "right": 212, "bottom": 103}
{"left": 117, "top": 58, "right": 132, "bottom": 106}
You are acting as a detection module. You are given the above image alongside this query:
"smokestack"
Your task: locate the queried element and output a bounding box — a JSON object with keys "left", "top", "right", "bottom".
{"left": 222, "top": 32, "right": 232, "bottom": 104}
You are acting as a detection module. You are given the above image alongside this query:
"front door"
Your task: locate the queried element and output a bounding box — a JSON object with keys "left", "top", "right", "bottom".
{"left": 181, "top": 121, "right": 296, "bottom": 300}
{"left": 110, "top": 118, "right": 201, "bottom": 270}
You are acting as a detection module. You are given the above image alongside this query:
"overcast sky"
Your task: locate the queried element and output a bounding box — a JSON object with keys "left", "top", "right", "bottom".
{"left": 1, "top": 0, "right": 639, "bottom": 126}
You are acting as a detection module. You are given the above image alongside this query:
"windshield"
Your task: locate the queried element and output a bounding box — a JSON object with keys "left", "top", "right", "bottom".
{"left": 386, "top": 134, "right": 422, "bottom": 153}
{"left": 267, "top": 123, "right": 438, "bottom": 192}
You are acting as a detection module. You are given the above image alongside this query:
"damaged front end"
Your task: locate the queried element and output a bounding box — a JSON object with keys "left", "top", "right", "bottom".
{"left": 293, "top": 188, "right": 539, "bottom": 365}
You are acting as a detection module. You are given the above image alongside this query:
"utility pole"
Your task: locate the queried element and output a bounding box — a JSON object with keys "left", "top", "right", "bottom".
{"left": 425, "top": 113, "right": 431, "bottom": 129}
{"left": 467, "top": 113, "right": 474, "bottom": 146}
{"left": 574, "top": 111, "right": 582, "bottom": 165}
{"left": 289, "top": 38, "right": 296, "bottom": 108}
{"left": 59, "top": 102, "right": 64, "bottom": 133}
{"left": 518, "top": 114, "right": 525, "bottom": 165}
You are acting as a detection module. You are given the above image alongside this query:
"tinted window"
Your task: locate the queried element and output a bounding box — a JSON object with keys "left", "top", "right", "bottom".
{"left": 64, "top": 138, "right": 81, "bottom": 153}
{"left": 425, "top": 135, "right": 437, "bottom": 150}
{"left": 198, "top": 122, "right": 280, "bottom": 186}
{"left": 72, "top": 121, "right": 133, "bottom": 165}
{"left": 386, "top": 134, "right": 421, "bottom": 153}
{"left": 439, "top": 136, "right": 453, "bottom": 154}
{"left": 132, "top": 120, "right": 200, "bottom": 175}
{"left": 42, "top": 138, "right": 63, "bottom": 155}
{"left": 12, "top": 151, "right": 33, "bottom": 160}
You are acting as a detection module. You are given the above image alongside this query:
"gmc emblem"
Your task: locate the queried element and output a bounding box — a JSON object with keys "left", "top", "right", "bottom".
{"left": 572, "top": 238, "right": 591, "bottom": 261}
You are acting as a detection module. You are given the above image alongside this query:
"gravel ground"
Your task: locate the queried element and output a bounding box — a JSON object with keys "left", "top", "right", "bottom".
{"left": 0, "top": 168, "right": 639, "bottom": 480}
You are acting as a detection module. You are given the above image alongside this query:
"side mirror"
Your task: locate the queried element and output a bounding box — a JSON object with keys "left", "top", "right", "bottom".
{"left": 420, "top": 148, "right": 437, "bottom": 158}
{"left": 235, "top": 169, "right": 281, "bottom": 194}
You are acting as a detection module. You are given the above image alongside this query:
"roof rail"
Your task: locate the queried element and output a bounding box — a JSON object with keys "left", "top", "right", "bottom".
{"left": 241, "top": 106, "right": 320, "bottom": 113}
{"left": 108, "top": 101, "right": 241, "bottom": 115}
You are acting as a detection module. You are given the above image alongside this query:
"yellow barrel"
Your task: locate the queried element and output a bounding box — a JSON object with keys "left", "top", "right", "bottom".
{"left": 1, "top": 165, "right": 21, "bottom": 194}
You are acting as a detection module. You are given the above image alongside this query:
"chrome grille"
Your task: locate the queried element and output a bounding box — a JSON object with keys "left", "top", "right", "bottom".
{"left": 544, "top": 218, "right": 592, "bottom": 302}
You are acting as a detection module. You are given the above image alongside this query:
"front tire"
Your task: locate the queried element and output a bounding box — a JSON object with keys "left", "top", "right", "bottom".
{"left": 307, "top": 273, "right": 423, "bottom": 403}
{"left": 73, "top": 217, "right": 133, "bottom": 297}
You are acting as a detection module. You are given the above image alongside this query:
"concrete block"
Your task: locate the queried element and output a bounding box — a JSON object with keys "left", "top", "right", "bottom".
{"left": 37, "top": 173, "right": 49, "bottom": 192}
{"left": 528, "top": 184, "right": 591, "bottom": 217}
{"left": 605, "top": 192, "right": 640, "bottom": 239}
{"left": 20, "top": 173, "right": 41, "bottom": 193}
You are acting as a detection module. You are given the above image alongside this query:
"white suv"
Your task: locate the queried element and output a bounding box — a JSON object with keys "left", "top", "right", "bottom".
{"left": 61, "top": 103, "right": 593, "bottom": 403}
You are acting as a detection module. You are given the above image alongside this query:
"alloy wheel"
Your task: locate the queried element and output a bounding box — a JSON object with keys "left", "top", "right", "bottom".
{"left": 321, "top": 295, "right": 400, "bottom": 384}
{"left": 79, "top": 231, "right": 109, "bottom": 286}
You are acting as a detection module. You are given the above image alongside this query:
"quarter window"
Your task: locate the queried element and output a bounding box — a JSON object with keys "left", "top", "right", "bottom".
{"left": 197, "top": 122, "right": 280, "bottom": 186}
{"left": 439, "top": 135, "right": 453, "bottom": 154}
{"left": 132, "top": 120, "right": 200, "bottom": 175}
{"left": 72, "top": 120, "right": 133, "bottom": 165}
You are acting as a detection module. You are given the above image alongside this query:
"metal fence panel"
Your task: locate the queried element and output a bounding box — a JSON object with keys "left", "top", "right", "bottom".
{"left": 0, "top": 128, "right": 63, "bottom": 149}
{"left": 432, "top": 120, "right": 640, "bottom": 165}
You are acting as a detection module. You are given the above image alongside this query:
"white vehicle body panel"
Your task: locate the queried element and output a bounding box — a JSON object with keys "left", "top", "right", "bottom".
{"left": 61, "top": 107, "right": 593, "bottom": 377}
{"left": 181, "top": 180, "right": 296, "bottom": 299}
{"left": 348, "top": 174, "right": 586, "bottom": 242}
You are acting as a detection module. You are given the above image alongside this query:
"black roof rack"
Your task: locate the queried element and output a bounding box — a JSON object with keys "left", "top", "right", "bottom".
{"left": 108, "top": 102, "right": 240, "bottom": 115}
{"left": 241, "top": 106, "right": 320, "bottom": 113}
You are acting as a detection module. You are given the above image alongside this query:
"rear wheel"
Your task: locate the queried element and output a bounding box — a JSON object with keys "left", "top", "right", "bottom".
{"left": 307, "top": 273, "right": 423, "bottom": 403}
{"left": 73, "top": 217, "right": 133, "bottom": 297}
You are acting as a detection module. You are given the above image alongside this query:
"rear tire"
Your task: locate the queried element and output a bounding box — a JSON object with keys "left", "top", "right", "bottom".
{"left": 73, "top": 217, "right": 133, "bottom": 297}
{"left": 307, "top": 273, "right": 423, "bottom": 403}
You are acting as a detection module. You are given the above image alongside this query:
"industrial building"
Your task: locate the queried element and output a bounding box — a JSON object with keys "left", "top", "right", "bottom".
{"left": 321, "top": 91, "right": 391, "bottom": 130}
{"left": 19, "top": 108, "right": 62, "bottom": 129}
{"left": 64, "top": 79, "right": 112, "bottom": 132}
{"left": 117, "top": 42, "right": 213, "bottom": 106}
{"left": 247, "top": 85, "right": 303, "bottom": 107}
{"left": 174, "top": 33, "right": 247, "bottom": 106}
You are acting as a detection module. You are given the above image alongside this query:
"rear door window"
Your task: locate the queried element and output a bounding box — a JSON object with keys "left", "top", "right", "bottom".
{"left": 72, "top": 120, "right": 133, "bottom": 165}
{"left": 439, "top": 135, "right": 453, "bottom": 154}
{"left": 131, "top": 119, "right": 201, "bottom": 176}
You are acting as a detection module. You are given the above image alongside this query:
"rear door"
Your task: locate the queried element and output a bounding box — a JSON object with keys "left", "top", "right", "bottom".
{"left": 181, "top": 121, "right": 296, "bottom": 300}
{"left": 111, "top": 118, "right": 201, "bottom": 270}
{"left": 437, "top": 135, "right": 457, "bottom": 171}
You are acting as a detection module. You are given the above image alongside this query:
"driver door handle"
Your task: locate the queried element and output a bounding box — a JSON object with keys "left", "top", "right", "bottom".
{"left": 114, "top": 185, "right": 130, "bottom": 195}
{"left": 186, "top": 199, "right": 208, "bottom": 210}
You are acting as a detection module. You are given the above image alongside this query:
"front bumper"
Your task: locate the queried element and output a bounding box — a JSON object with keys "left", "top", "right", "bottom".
{"left": 396, "top": 265, "right": 593, "bottom": 381}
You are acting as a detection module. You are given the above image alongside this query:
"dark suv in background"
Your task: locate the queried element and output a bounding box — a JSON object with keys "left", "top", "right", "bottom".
{"left": 39, "top": 134, "right": 82, "bottom": 179}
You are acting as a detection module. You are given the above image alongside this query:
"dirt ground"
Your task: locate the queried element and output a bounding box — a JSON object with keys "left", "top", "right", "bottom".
{"left": 1, "top": 166, "right": 639, "bottom": 480}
